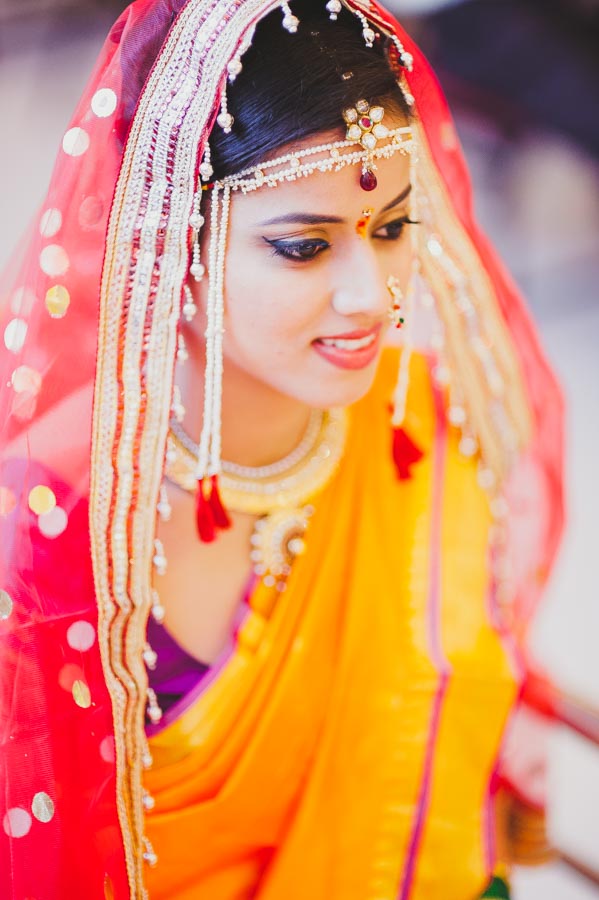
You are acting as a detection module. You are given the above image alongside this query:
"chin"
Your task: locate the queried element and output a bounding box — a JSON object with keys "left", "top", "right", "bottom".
{"left": 302, "top": 356, "right": 382, "bottom": 409}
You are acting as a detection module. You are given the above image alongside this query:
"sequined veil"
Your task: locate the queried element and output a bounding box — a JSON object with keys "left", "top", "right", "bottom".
{"left": 0, "top": 0, "right": 563, "bottom": 897}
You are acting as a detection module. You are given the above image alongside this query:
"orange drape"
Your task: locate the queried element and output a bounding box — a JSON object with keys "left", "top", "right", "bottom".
{"left": 144, "top": 350, "right": 518, "bottom": 899}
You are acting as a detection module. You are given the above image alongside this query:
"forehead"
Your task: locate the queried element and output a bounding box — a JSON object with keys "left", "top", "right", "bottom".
{"left": 229, "top": 123, "right": 413, "bottom": 225}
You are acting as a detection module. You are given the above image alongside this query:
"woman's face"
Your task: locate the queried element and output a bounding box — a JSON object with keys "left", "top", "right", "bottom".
{"left": 193, "top": 123, "right": 414, "bottom": 410}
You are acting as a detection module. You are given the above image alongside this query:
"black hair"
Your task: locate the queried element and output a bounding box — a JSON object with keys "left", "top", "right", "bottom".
{"left": 209, "top": 0, "right": 411, "bottom": 180}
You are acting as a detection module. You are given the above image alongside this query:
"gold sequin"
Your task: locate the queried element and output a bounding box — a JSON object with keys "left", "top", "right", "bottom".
{"left": 3, "top": 808, "right": 32, "bottom": 838}
{"left": 38, "top": 506, "right": 68, "bottom": 538}
{"left": 66, "top": 620, "right": 96, "bottom": 651}
{"left": 62, "top": 126, "right": 90, "bottom": 157}
{"left": 39, "top": 208, "right": 63, "bottom": 238}
{"left": 4, "top": 318, "right": 27, "bottom": 353}
{"left": 0, "top": 487, "right": 17, "bottom": 517}
{"left": 31, "top": 792, "right": 54, "bottom": 823}
{"left": 11, "top": 366, "right": 42, "bottom": 395}
{"left": 0, "top": 589, "right": 13, "bottom": 620}
{"left": 39, "top": 245, "right": 69, "bottom": 277}
{"left": 91, "top": 88, "right": 118, "bottom": 118}
{"left": 72, "top": 680, "right": 91, "bottom": 708}
{"left": 28, "top": 485, "right": 56, "bottom": 515}
{"left": 45, "top": 284, "right": 70, "bottom": 318}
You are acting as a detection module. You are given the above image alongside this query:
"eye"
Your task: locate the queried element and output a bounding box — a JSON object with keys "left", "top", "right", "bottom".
{"left": 374, "top": 216, "right": 419, "bottom": 241}
{"left": 264, "top": 237, "right": 330, "bottom": 262}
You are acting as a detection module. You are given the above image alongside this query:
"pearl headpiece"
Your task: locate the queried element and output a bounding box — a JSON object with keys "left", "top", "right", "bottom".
{"left": 216, "top": 104, "right": 414, "bottom": 195}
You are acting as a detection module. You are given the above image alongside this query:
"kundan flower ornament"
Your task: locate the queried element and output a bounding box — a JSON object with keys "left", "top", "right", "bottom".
{"left": 343, "top": 99, "right": 389, "bottom": 190}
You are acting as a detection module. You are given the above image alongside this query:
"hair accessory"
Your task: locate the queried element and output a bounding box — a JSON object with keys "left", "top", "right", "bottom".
{"left": 355, "top": 208, "right": 373, "bottom": 238}
{"left": 352, "top": 8, "right": 377, "bottom": 47}
{"left": 280, "top": 1, "right": 299, "bottom": 32}
{"left": 199, "top": 143, "right": 214, "bottom": 182}
{"left": 343, "top": 99, "right": 389, "bottom": 190}
{"left": 390, "top": 35, "right": 414, "bottom": 72}
{"left": 227, "top": 56, "right": 243, "bottom": 81}
{"left": 386, "top": 275, "right": 404, "bottom": 328}
{"left": 221, "top": 105, "right": 413, "bottom": 196}
{"left": 217, "top": 90, "right": 234, "bottom": 134}
{"left": 326, "top": 0, "right": 342, "bottom": 20}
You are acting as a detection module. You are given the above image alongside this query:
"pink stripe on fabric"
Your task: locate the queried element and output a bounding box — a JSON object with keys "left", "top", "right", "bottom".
{"left": 397, "top": 369, "right": 451, "bottom": 899}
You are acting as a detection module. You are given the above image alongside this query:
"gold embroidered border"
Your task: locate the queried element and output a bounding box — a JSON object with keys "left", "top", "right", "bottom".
{"left": 89, "top": 0, "right": 284, "bottom": 895}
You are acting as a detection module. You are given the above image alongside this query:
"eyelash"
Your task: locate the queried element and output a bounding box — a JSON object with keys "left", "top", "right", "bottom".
{"left": 265, "top": 216, "right": 419, "bottom": 263}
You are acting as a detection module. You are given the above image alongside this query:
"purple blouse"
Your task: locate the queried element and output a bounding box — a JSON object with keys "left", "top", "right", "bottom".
{"left": 146, "top": 614, "right": 211, "bottom": 714}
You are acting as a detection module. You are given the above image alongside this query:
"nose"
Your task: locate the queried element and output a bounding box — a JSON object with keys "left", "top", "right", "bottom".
{"left": 330, "top": 243, "right": 391, "bottom": 320}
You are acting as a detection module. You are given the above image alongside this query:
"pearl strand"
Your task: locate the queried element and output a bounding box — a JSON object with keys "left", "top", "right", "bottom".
{"left": 209, "top": 183, "right": 230, "bottom": 476}
{"left": 196, "top": 182, "right": 221, "bottom": 478}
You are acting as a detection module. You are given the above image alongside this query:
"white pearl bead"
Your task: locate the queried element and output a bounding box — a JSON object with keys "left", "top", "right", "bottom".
{"left": 283, "top": 13, "right": 299, "bottom": 32}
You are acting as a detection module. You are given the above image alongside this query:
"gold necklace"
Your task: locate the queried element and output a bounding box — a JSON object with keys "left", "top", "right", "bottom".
{"left": 165, "top": 408, "right": 348, "bottom": 590}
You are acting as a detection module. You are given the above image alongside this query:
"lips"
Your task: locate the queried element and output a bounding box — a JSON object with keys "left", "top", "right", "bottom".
{"left": 312, "top": 325, "right": 382, "bottom": 370}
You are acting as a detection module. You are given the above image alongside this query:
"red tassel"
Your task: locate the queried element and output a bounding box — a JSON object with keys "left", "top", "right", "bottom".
{"left": 208, "top": 474, "right": 231, "bottom": 530}
{"left": 392, "top": 427, "right": 424, "bottom": 480}
{"left": 195, "top": 478, "right": 216, "bottom": 542}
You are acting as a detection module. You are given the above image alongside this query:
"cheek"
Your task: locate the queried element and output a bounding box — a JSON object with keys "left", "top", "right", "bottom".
{"left": 223, "top": 244, "right": 330, "bottom": 348}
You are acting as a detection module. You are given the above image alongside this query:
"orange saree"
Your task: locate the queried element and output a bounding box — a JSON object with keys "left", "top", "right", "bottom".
{"left": 145, "top": 350, "right": 519, "bottom": 898}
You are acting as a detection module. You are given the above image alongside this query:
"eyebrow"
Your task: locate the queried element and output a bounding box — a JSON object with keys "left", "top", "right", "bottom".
{"left": 256, "top": 183, "right": 412, "bottom": 228}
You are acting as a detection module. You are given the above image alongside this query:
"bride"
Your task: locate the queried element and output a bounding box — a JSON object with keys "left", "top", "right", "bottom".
{"left": 0, "top": 0, "right": 563, "bottom": 897}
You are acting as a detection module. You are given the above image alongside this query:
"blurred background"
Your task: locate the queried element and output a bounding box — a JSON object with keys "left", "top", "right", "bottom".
{"left": 0, "top": 0, "right": 598, "bottom": 896}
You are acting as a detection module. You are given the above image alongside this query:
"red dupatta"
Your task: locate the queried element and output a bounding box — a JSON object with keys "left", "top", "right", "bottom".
{"left": 0, "top": 0, "right": 563, "bottom": 896}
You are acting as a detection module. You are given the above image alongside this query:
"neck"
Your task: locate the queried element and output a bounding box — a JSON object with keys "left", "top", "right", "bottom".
{"left": 177, "top": 324, "right": 313, "bottom": 469}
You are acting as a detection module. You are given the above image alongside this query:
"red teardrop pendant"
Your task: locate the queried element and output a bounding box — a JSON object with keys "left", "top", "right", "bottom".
{"left": 359, "top": 169, "right": 377, "bottom": 191}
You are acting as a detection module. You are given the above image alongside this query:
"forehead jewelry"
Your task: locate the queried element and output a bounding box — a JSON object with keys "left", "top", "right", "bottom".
{"left": 355, "top": 207, "right": 374, "bottom": 238}
{"left": 219, "top": 101, "right": 414, "bottom": 195}
{"left": 343, "top": 100, "right": 388, "bottom": 191}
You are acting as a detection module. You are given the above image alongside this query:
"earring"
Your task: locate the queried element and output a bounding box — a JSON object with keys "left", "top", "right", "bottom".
{"left": 386, "top": 275, "right": 404, "bottom": 328}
